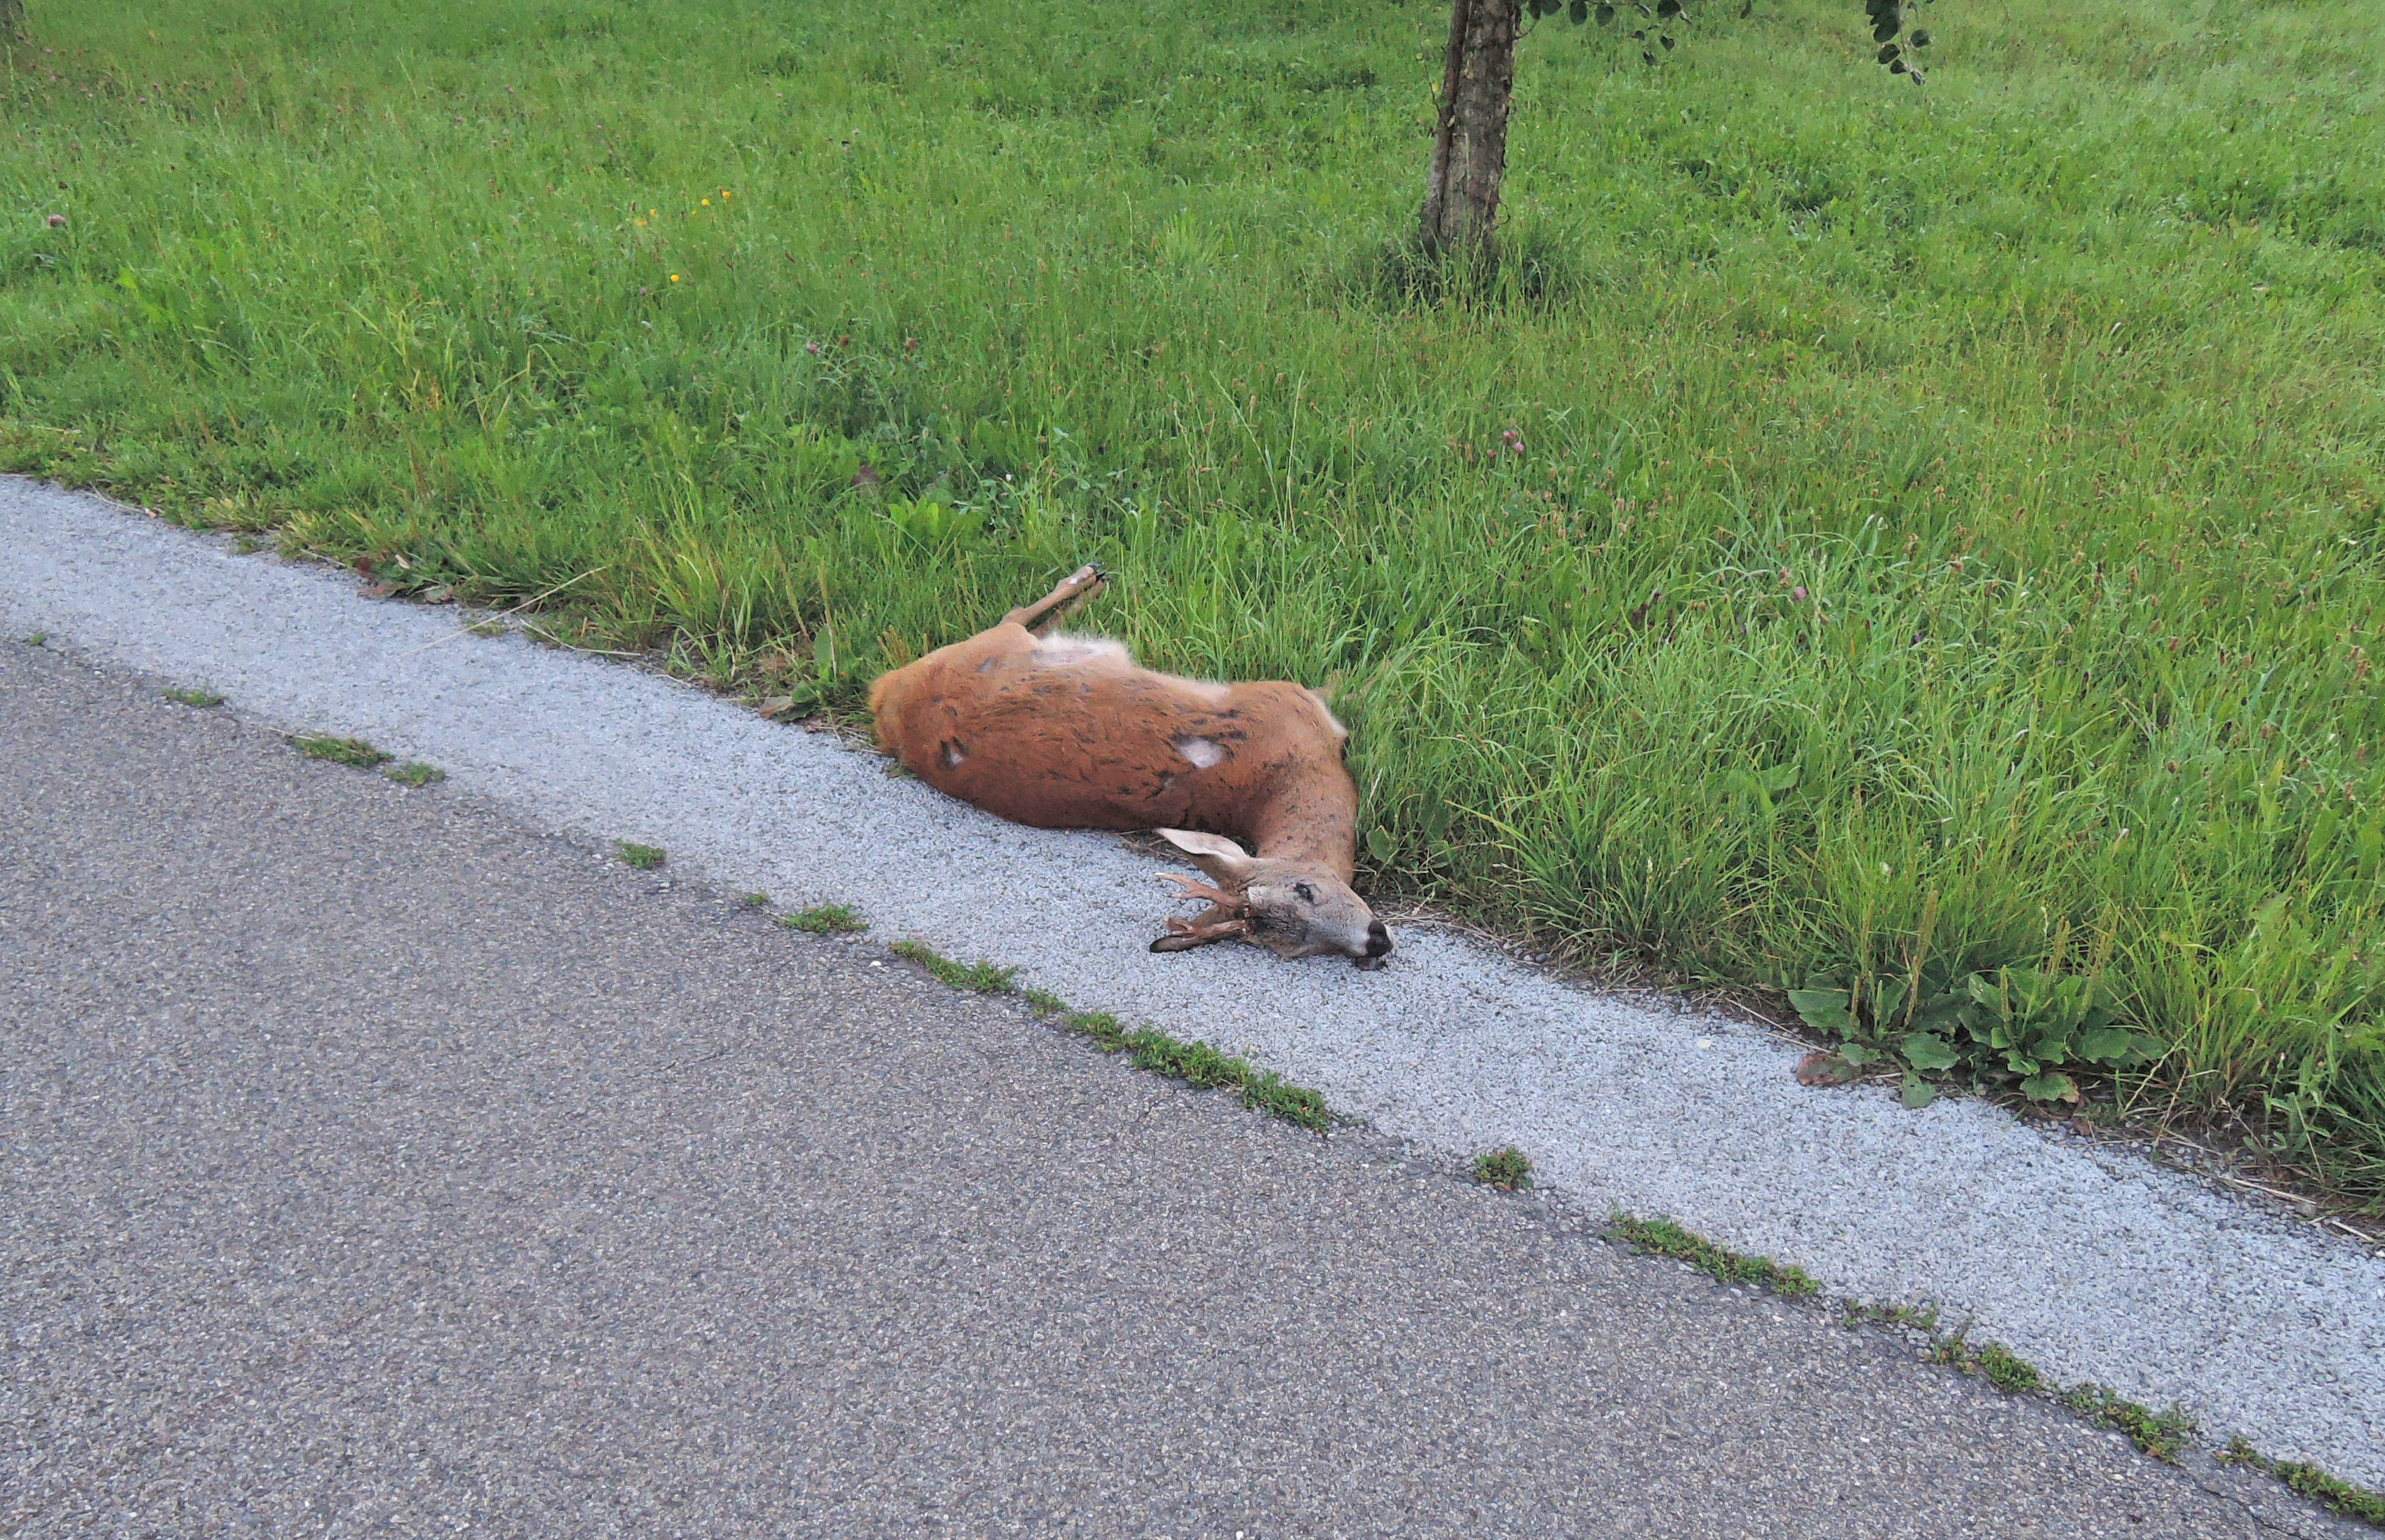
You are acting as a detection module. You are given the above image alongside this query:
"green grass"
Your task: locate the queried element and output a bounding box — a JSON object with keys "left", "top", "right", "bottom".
{"left": 6, "top": 0, "right": 2384, "bottom": 1201}
{"left": 381, "top": 759, "right": 443, "bottom": 785}
{"left": 1606, "top": 1213, "right": 1820, "bottom": 1297}
{"left": 891, "top": 939, "right": 1016, "bottom": 992}
{"left": 1472, "top": 1146, "right": 1534, "bottom": 1190}
{"left": 614, "top": 839, "right": 664, "bottom": 869}
{"left": 2224, "top": 1438, "right": 2385, "bottom": 1529}
{"left": 1037, "top": 1001, "right": 1338, "bottom": 1131}
{"left": 161, "top": 685, "right": 223, "bottom": 706}
{"left": 781, "top": 900, "right": 867, "bottom": 934}
{"left": 2064, "top": 1384, "right": 2196, "bottom": 1464}
{"left": 288, "top": 732, "right": 389, "bottom": 768}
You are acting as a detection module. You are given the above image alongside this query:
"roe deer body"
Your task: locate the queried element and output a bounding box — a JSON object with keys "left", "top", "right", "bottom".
{"left": 867, "top": 565, "right": 1392, "bottom": 967}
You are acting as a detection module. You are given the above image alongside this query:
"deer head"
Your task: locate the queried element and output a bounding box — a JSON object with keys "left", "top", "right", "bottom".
{"left": 1147, "top": 828, "right": 1392, "bottom": 970}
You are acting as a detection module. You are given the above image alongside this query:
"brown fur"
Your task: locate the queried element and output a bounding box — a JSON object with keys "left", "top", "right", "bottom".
{"left": 868, "top": 627, "right": 1358, "bottom": 878}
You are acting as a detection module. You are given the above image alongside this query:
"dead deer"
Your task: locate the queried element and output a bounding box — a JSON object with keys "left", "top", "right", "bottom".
{"left": 868, "top": 564, "right": 1393, "bottom": 968}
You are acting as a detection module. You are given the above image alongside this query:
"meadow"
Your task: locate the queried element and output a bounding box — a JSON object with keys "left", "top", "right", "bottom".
{"left": 5, "top": 0, "right": 2382, "bottom": 1203}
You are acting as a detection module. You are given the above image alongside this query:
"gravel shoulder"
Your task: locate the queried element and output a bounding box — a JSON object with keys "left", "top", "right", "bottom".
{"left": 2, "top": 474, "right": 2380, "bottom": 1493}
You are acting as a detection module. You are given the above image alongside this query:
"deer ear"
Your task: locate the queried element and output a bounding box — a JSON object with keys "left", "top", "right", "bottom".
{"left": 1154, "top": 828, "right": 1256, "bottom": 885}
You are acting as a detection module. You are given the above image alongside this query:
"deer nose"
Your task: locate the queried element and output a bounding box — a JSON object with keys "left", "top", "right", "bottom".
{"left": 1364, "top": 921, "right": 1392, "bottom": 957}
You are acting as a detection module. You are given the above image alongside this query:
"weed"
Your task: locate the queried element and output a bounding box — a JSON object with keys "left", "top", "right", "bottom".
{"left": 25, "top": 633, "right": 48, "bottom": 647}
{"left": 891, "top": 939, "right": 1014, "bottom": 992}
{"left": 161, "top": 687, "right": 224, "bottom": 707}
{"left": 2059, "top": 1384, "right": 2195, "bottom": 1463}
{"left": 1058, "top": 1009, "right": 1336, "bottom": 1130}
{"left": 382, "top": 761, "right": 444, "bottom": 786}
{"left": 1472, "top": 1146, "right": 1534, "bottom": 1190}
{"left": 1607, "top": 1214, "right": 1819, "bottom": 1298}
{"left": 615, "top": 841, "right": 666, "bottom": 870}
{"left": 289, "top": 733, "right": 390, "bottom": 769}
{"left": 1017, "top": 990, "right": 1337, "bottom": 1129}
{"left": 1972, "top": 1340, "right": 2041, "bottom": 1395}
{"left": 743, "top": 892, "right": 772, "bottom": 907}
{"left": 783, "top": 901, "right": 868, "bottom": 934}
{"left": 2222, "top": 1438, "right": 2385, "bottom": 1527}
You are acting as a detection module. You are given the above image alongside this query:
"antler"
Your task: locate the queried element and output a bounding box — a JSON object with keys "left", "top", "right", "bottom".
{"left": 1159, "top": 871, "right": 1244, "bottom": 911}
{"left": 1162, "top": 914, "right": 1250, "bottom": 943}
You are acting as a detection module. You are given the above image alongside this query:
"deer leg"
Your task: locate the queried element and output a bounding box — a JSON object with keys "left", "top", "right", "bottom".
{"left": 1159, "top": 872, "right": 1242, "bottom": 910}
{"left": 1002, "top": 562, "right": 1108, "bottom": 635}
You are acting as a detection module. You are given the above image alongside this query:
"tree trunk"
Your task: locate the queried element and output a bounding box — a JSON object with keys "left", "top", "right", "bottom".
{"left": 1418, "top": 0, "right": 1519, "bottom": 258}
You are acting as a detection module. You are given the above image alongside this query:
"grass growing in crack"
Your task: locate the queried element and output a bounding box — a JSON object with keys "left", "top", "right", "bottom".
{"left": 1607, "top": 1214, "right": 1819, "bottom": 1299}
{"left": 891, "top": 940, "right": 1015, "bottom": 992}
{"left": 2060, "top": 1385, "right": 2196, "bottom": 1464}
{"left": 614, "top": 841, "right": 666, "bottom": 870}
{"left": 1970, "top": 1340, "right": 2042, "bottom": 1396}
{"left": 290, "top": 733, "right": 390, "bottom": 769}
{"left": 381, "top": 761, "right": 443, "bottom": 787}
{"left": 24, "top": 633, "right": 48, "bottom": 647}
{"left": 1472, "top": 1147, "right": 1533, "bottom": 1191}
{"left": 783, "top": 902, "right": 868, "bottom": 935}
{"left": 1841, "top": 1299, "right": 1941, "bottom": 1334}
{"left": 162, "top": 687, "right": 223, "bottom": 707}
{"left": 1016, "top": 997, "right": 1337, "bottom": 1132}
{"left": 2222, "top": 1438, "right": 2385, "bottom": 1527}
{"left": 742, "top": 892, "right": 772, "bottom": 908}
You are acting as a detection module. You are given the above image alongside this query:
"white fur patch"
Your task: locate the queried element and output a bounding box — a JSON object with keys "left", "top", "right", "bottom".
{"left": 1304, "top": 688, "right": 1348, "bottom": 740}
{"left": 1031, "top": 633, "right": 1130, "bottom": 668}
{"left": 1174, "top": 736, "right": 1225, "bottom": 769}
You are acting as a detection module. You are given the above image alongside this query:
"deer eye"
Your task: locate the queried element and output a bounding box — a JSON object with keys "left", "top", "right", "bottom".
{"left": 1294, "top": 882, "right": 1317, "bottom": 904}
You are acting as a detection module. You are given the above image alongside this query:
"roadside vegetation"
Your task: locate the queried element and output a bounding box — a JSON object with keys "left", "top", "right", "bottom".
{"left": 4, "top": 0, "right": 2380, "bottom": 1203}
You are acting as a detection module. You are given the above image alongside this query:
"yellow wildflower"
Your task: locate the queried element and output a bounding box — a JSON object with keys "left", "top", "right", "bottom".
{"left": 670, "top": 273, "right": 681, "bottom": 283}
{"left": 701, "top": 198, "right": 711, "bottom": 206}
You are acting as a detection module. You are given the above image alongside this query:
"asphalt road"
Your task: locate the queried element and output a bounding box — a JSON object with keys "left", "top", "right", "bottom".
{"left": 1, "top": 640, "right": 2356, "bottom": 1537}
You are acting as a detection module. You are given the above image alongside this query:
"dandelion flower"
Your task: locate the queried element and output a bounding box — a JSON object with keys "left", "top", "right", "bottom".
{"left": 720, "top": 189, "right": 731, "bottom": 200}
{"left": 670, "top": 273, "right": 681, "bottom": 283}
{"left": 701, "top": 198, "right": 711, "bottom": 205}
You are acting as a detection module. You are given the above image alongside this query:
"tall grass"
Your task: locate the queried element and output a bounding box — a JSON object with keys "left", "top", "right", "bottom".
{"left": 5, "top": 0, "right": 2381, "bottom": 1201}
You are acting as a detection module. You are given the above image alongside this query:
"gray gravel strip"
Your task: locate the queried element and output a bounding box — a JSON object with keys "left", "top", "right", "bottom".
{"left": 3, "top": 640, "right": 2363, "bottom": 1538}
{"left": 2, "top": 475, "right": 2380, "bottom": 1490}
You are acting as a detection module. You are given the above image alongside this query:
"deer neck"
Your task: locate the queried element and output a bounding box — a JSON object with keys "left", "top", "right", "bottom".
{"left": 1242, "top": 757, "right": 1359, "bottom": 884}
